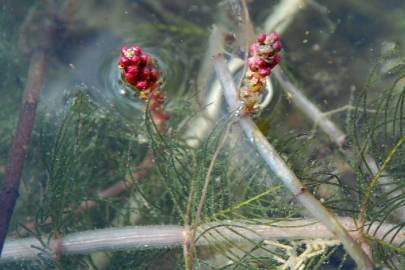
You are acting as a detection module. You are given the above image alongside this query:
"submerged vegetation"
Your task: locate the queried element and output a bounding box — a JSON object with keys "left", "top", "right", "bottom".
{"left": 0, "top": 0, "right": 405, "bottom": 269}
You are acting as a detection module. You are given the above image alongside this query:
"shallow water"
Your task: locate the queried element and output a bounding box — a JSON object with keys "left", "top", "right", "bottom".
{"left": 1, "top": 0, "right": 405, "bottom": 269}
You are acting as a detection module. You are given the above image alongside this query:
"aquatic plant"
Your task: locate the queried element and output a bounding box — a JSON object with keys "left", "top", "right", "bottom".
{"left": 240, "top": 32, "right": 282, "bottom": 114}
{"left": 0, "top": 0, "right": 404, "bottom": 269}
{"left": 118, "top": 45, "right": 169, "bottom": 126}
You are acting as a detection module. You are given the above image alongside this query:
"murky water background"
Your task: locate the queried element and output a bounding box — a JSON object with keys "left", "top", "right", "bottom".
{"left": 1, "top": 0, "right": 405, "bottom": 269}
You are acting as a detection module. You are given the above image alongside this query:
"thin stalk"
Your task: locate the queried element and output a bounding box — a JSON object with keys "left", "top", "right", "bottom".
{"left": 273, "top": 68, "right": 348, "bottom": 147}
{"left": 2, "top": 218, "right": 403, "bottom": 263}
{"left": 78, "top": 150, "right": 154, "bottom": 212}
{"left": 193, "top": 124, "right": 232, "bottom": 232}
{"left": 358, "top": 136, "right": 405, "bottom": 227}
{"left": 185, "top": 124, "right": 232, "bottom": 269}
{"left": 263, "top": 0, "right": 310, "bottom": 35}
{"left": 213, "top": 54, "right": 374, "bottom": 269}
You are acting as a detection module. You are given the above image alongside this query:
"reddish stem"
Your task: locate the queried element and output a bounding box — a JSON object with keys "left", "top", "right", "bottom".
{"left": 0, "top": 51, "right": 48, "bottom": 254}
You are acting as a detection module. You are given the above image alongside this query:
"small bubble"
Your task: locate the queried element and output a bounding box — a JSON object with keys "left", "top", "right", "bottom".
{"left": 312, "top": 44, "right": 320, "bottom": 51}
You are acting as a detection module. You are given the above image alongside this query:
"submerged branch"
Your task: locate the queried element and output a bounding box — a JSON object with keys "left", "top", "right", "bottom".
{"left": 0, "top": 13, "right": 55, "bottom": 253}
{"left": 213, "top": 54, "right": 374, "bottom": 269}
{"left": 273, "top": 67, "right": 405, "bottom": 222}
{"left": 260, "top": 0, "right": 405, "bottom": 224}
{"left": 2, "top": 218, "right": 402, "bottom": 263}
{"left": 78, "top": 150, "right": 154, "bottom": 212}
{"left": 273, "top": 68, "right": 348, "bottom": 148}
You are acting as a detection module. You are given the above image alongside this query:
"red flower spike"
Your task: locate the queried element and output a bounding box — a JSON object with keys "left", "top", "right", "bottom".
{"left": 119, "top": 45, "right": 166, "bottom": 119}
{"left": 239, "top": 32, "right": 283, "bottom": 114}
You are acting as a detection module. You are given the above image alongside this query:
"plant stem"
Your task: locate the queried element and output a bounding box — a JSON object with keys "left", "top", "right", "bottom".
{"left": 0, "top": 49, "right": 50, "bottom": 254}
{"left": 213, "top": 54, "right": 374, "bottom": 269}
{"left": 186, "top": 124, "right": 232, "bottom": 269}
{"left": 193, "top": 124, "right": 231, "bottom": 232}
{"left": 358, "top": 136, "right": 405, "bottom": 226}
{"left": 263, "top": 0, "right": 310, "bottom": 35}
{"left": 274, "top": 68, "right": 348, "bottom": 147}
{"left": 78, "top": 150, "right": 154, "bottom": 212}
{"left": 2, "top": 218, "right": 402, "bottom": 263}
{"left": 273, "top": 67, "right": 405, "bottom": 222}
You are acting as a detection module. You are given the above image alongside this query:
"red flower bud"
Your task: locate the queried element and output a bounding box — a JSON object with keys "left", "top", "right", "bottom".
{"left": 142, "top": 67, "right": 151, "bottom": 79}
{"left": 150, "top": 68, "right": 160, "bottom": 82}
{"left": 272, "top": 40, "right": 283, "bottom": 51}
{"left": 127, "top": 65, "right": 140, "bottom": 75}
{"left": 133, "top": 46, "right": 142, "bottom": 56}
{"left": 256, "top": 58, "right": 267, "bottom": 68}
{"left": 259, "top": 67, "right": 271, "bottom": 77}
{"left": 119, "top": 45, "right": 166, "bottom": 116}
{"left": 267, "top": 32, "right": 279, "bottom": 44}
{"left": 247, "top": 57, "right": 256, "bottom": 70}
{"left": 121, "top": 47, "right": 128, "bottom": 55}
{"left": 119, "top": 56, "right": 130, "bottom": 67}
{"left": 124, "top": 72, "right": 138, "bottom": 85}
{"left": 140, "top": 54, "right": 150, "bottom": 66}
{"left": 249, "top": 44, "right": 258, "bottom": 56}
{"left": 257, "top": 32, "right": 266, "bottom": 44}
{"left": 136, "top": 80, "right": 148, "bottom": 90}
{"left": 130, "top": 56, "right": 141, "bottom": 65}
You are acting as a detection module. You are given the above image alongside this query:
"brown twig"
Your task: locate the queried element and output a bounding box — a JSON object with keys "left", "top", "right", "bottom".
{"left": 78, "top": 150, "right": 154, "bottom": 212}
{"left": 0, "top": 12, "right": 55, "bottom": 253}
